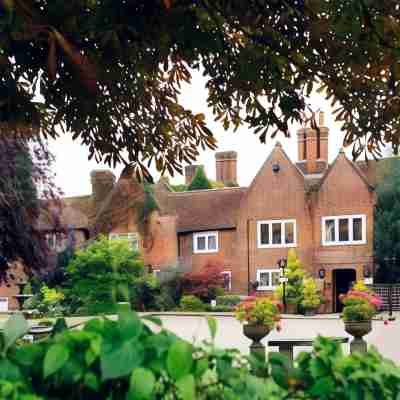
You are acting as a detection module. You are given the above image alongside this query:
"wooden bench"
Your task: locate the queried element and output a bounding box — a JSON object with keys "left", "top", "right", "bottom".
{"left": 268, "top": 337, "right": 348, "bottom": 364}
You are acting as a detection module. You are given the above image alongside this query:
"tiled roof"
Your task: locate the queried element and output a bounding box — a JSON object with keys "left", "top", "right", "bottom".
{"left": 165, "top": 187, "right": 246, "bottom": 233}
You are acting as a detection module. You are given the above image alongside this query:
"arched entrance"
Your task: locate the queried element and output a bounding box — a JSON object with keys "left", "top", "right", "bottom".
{"left": 333, "top": 269, "right": 356, "bottom": 312}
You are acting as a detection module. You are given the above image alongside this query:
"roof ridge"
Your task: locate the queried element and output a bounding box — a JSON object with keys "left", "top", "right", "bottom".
{"left": 167, "top": 187, "right": 246, "bottom": 195}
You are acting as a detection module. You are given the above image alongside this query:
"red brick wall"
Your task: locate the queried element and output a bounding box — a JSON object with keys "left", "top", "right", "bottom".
{"left": 0, "top": 261, "right": 28, "bottom": 310}
{"left": 234, "top": 145, "right": 313, "bottom": 294}
{"left": 178, "top": 229, "right": 236, "bottom": 275}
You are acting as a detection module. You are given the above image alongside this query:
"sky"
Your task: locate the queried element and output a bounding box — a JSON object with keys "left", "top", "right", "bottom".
{"left": 47, "top": 71, "right": 391, "bottom": 197}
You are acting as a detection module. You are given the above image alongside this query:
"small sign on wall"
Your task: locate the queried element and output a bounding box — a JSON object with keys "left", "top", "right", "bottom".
{"left": 279, "top": 277, "right": 288, "bottom": 283}
{"left": 0, "top": 297, "right": 8, "bottom": 312}
{"left": 364, "top": 277, "right": 373, "bottom": 285}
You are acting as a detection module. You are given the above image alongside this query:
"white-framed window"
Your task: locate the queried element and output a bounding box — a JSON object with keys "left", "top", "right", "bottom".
{"left": 256, "top": 269, "right": 281, "bottom": 291}
{"left": 257, "top": 219, "right": 296, "bottom": 248}
{"left": 153, "top": 269, "right": 161, "bottom": 279}
{"left": 109, "top": 232, "right": 140, "bottom": 250}
{"left": 45, "top": 233, "right": 64, "bottom": 251}
{"left": 221, "top": 271, "right": 232, "bottom": 291}
{"left": 193, "top": 231, "right": 219, "bottom": 253}
{"left": 321, "top": 215, "right": 366, "bottom": 246}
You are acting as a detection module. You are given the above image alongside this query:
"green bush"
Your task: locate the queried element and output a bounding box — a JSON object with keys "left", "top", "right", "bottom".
{"left": 187, "top": 166, "right": 212, "bottom": 191}
{"left": 62, "top": 236, "right": 145, "bottom": 314}
{"left": 180, "top": 295, "right": 205, "bottom": 311}
{"left": 216, "top": 295, "right": 241, "bottom": 308}
{"left": 0, "top": 313, "right": 400, "bottom": 399}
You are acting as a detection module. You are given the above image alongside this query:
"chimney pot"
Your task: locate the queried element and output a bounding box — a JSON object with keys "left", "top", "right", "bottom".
{"left": 184, "top": 165, "right": 203, "bottom": 185}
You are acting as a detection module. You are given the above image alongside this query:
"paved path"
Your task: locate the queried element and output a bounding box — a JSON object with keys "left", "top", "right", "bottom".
{"left": 157, "top": 314, "right": 400, "bottom": 362}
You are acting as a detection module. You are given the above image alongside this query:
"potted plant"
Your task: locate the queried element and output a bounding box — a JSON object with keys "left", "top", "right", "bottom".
{"left": 340, "top": 288, "right": 382, "bottom": 353}
{"left": 301, "top": 278, "right": 321, "bottom": 316}
{"left": 235, "top": 296, "right": 282, "bottom": 359}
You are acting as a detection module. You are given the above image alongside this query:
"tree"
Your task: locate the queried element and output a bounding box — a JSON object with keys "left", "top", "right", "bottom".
{"left": 275, "top": 249, "right": 306, "bottom": 306}
{"left": 374, "top": 158, "right": 400, "bottom": 283}
{"left": 0, "top": 136, "right": 62, "bottom": 281}
{"left": 1, "top": 1, "right": 400, "bottom": 180}
{"left": 62, "top": 236, "right": 145, "bottom": 313}
{"left": 187, "top": 166, "right": 212, "bottom": 191}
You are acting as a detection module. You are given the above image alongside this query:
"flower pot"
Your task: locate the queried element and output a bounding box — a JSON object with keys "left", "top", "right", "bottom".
{"left": 304, "top": 308, "right": 317, "bottom": 317}
{"left": 286, "top": 303, "right": 297, "bottom": 314}
{"left": 344, "top": 320, "right": 372, "bottom": 354}
{"left": 243, "top": 324, "right": 271, "bottom": 362}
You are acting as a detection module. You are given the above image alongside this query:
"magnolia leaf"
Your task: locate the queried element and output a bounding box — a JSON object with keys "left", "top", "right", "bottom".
{"left": 3, "top": 314, "right": 29, "bottom": 353}
{"left": 43, "top": 344, "right": 70, "bottom": 378}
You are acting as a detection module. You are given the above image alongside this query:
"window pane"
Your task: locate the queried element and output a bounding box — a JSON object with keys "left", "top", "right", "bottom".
{"left": 284, "top": 222, "right": 294, "bottom": 244}
{"left": 339, "top": 218, "right": 349, "bottom": 242}
{"left": 131, "top": 239, "right": 139, "bottom": 250}
{"left": 325, "top": 219, "right": 335, "bottom": 242}
{"left": 353, "top": 218, "right": 362, "bottom": 241}
{"left": 259, "top": 272, "right": 270, "bottom": 287}
{"left": 260, "top": 224, "right": 269, "bottom": 244}
{"left": 197, "top": 236, "right": 206, "bottom": 250}
{"left": 272, "top": 223, "right": 282, "bottom": 244}
{"left": 208, "top": 235, "right": 217, "bottom": 250}
{"left": 271, "top": 271, "right": 280, "bottom": 287}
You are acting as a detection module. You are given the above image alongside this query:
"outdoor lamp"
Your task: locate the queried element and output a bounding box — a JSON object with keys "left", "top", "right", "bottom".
{"left": 318, "top": 268, "right": 326, "bottom": 279}
{"left": 363, "top": 265, "right": 371, "bottom": 278}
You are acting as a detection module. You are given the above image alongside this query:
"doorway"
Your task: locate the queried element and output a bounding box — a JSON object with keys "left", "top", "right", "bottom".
{"left": 333, "top": 269, "right": 356, "bottom": 313}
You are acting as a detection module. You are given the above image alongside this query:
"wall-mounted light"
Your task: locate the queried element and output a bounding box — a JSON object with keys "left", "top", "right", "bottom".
{"left": 272, "top": 163, "right": 280, "bottom": 173}
{"left": 318, "top": 268, "right": 326, "bottom": 279}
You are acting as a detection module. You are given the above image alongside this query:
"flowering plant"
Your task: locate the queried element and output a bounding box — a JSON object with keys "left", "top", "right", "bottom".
{"left": 235, "top": 296, "right": 282, "bottom": 330}
{"left": 340, "top": 290, "right": 382, "bottom": 322}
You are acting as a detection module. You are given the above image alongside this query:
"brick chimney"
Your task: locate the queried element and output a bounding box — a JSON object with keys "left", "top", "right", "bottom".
{"left": 91, "top": 170, "right": 116, "bottom": 207}
{"left": 215, "top": 151, "right": 237, "bottom": 184}
{"left": 297, "top": 112, "right": 329, "bottom": 174}
{"left": 184, "top": 165, "right": 203, "bottom": 185}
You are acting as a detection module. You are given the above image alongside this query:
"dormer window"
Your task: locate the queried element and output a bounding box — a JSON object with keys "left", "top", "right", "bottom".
{"left": 193, "top": 231, "right": 218, "bottom": 253}
{"left": 257, "top": 220, "right": 296, "bottom": 248}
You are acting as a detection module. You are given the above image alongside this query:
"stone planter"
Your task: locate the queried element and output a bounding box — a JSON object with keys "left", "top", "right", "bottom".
{"left": 243, "top": 324, "right": 271, "bottom": 362}
{"left": 344, "top": 320, "right": 372, "bottom": 353}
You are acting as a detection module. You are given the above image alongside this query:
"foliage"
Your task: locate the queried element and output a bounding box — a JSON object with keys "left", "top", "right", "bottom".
{"left": 135, "top": 183, "right": 159, "bottom": 244}
{"left": 235, "top": 297, "right": 282, "bottom": 329}
{"left": 170, "top": 184, "right": 188, "bottom": 192}
{"left": 275, "top": 249, "right": 306, "bottom": 305}
{"left": 374, "top": 158, "right": 400, "bottom": 283}
{"left": 352, "top": 280, "right": 372, "bottom": 293}
{"left": 224, "top": 181, "right": 239, "bottom": 188}
{"left": 301, "top": 278, "right": 321, "bottom": 309}
{"left": 0, "top": 137, "right": 62, "bottom": 279}
{"left": 340, "top": 290, "right": 382, "bottom": 322}
{"left": 216, "top": 295, "right": 242, "bottom": 308}
{"left": 181, "top": 262, "right": 225, "bottom": 302}
{"left": 1, "top": 313, "right": 400, "bottom": 399}
{"left": 2, "top": 1, "right": 400, "bottom": 180}
{"left": 130, "top": 274, "right": 161, "bottom": 311}
{"left": 62, "top": 236, "right": 144, "bottom": 314}
{"left": 187, "top": 166, "right": 212, "bottom": 191}
{"left": 180, "top": 295, "right": 206, "bottom": 312}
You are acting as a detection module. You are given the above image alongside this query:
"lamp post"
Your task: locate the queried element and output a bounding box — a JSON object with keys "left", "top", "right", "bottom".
{"left": 278, "top": 258, "right": 288, "bottom": 313}
{"left": 384, "top": 256, "right": 396, "bottom": 321}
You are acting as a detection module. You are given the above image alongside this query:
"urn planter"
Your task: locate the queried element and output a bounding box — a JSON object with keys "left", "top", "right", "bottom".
{"left": 243, "top": 324, "right": 271, "bottom": 362}
{"left": 344, "top": 320, "right": 372, "bottom": 353}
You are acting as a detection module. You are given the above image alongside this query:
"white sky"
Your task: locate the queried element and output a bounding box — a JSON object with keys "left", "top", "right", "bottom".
{"left": 48, "top": 71, "right": 392, "bottom": 197}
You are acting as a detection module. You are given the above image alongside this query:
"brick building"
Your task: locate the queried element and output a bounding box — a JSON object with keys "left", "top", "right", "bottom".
{"left": 42, "top": 114, "right": 382, "bottom": 312}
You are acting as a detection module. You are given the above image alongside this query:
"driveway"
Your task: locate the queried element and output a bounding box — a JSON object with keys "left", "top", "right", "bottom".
{"left": 158, "top": 314, "right": 400, "bottom": 362}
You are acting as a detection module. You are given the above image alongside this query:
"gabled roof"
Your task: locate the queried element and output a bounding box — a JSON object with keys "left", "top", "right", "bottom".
{"left": 315, "top": 149, "right": 374, "bottom": 192}
{"left": 165, "top": 187, "right": 246, "bottom": 233}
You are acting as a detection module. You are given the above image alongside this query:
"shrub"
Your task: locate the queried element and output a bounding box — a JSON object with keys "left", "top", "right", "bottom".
{"left": 180, "top": 295, "right": 205, "bottom": 311}
{"left": 62, "top": 236, "right": 145, "bottom": 313}
{"left": 216, "top": 295, "right": 241, "bottom": 308}
{"left": 181, "top": 262, "right": 225, "bottom": 302}
{"left": 300, "top": 278, "right": 321, "bottom": 309}
{"left": 235, "top": 297, "right": 282, "bottom": 329}
{"left": 0, "top": 314, "right": 400, "bottom": 399}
